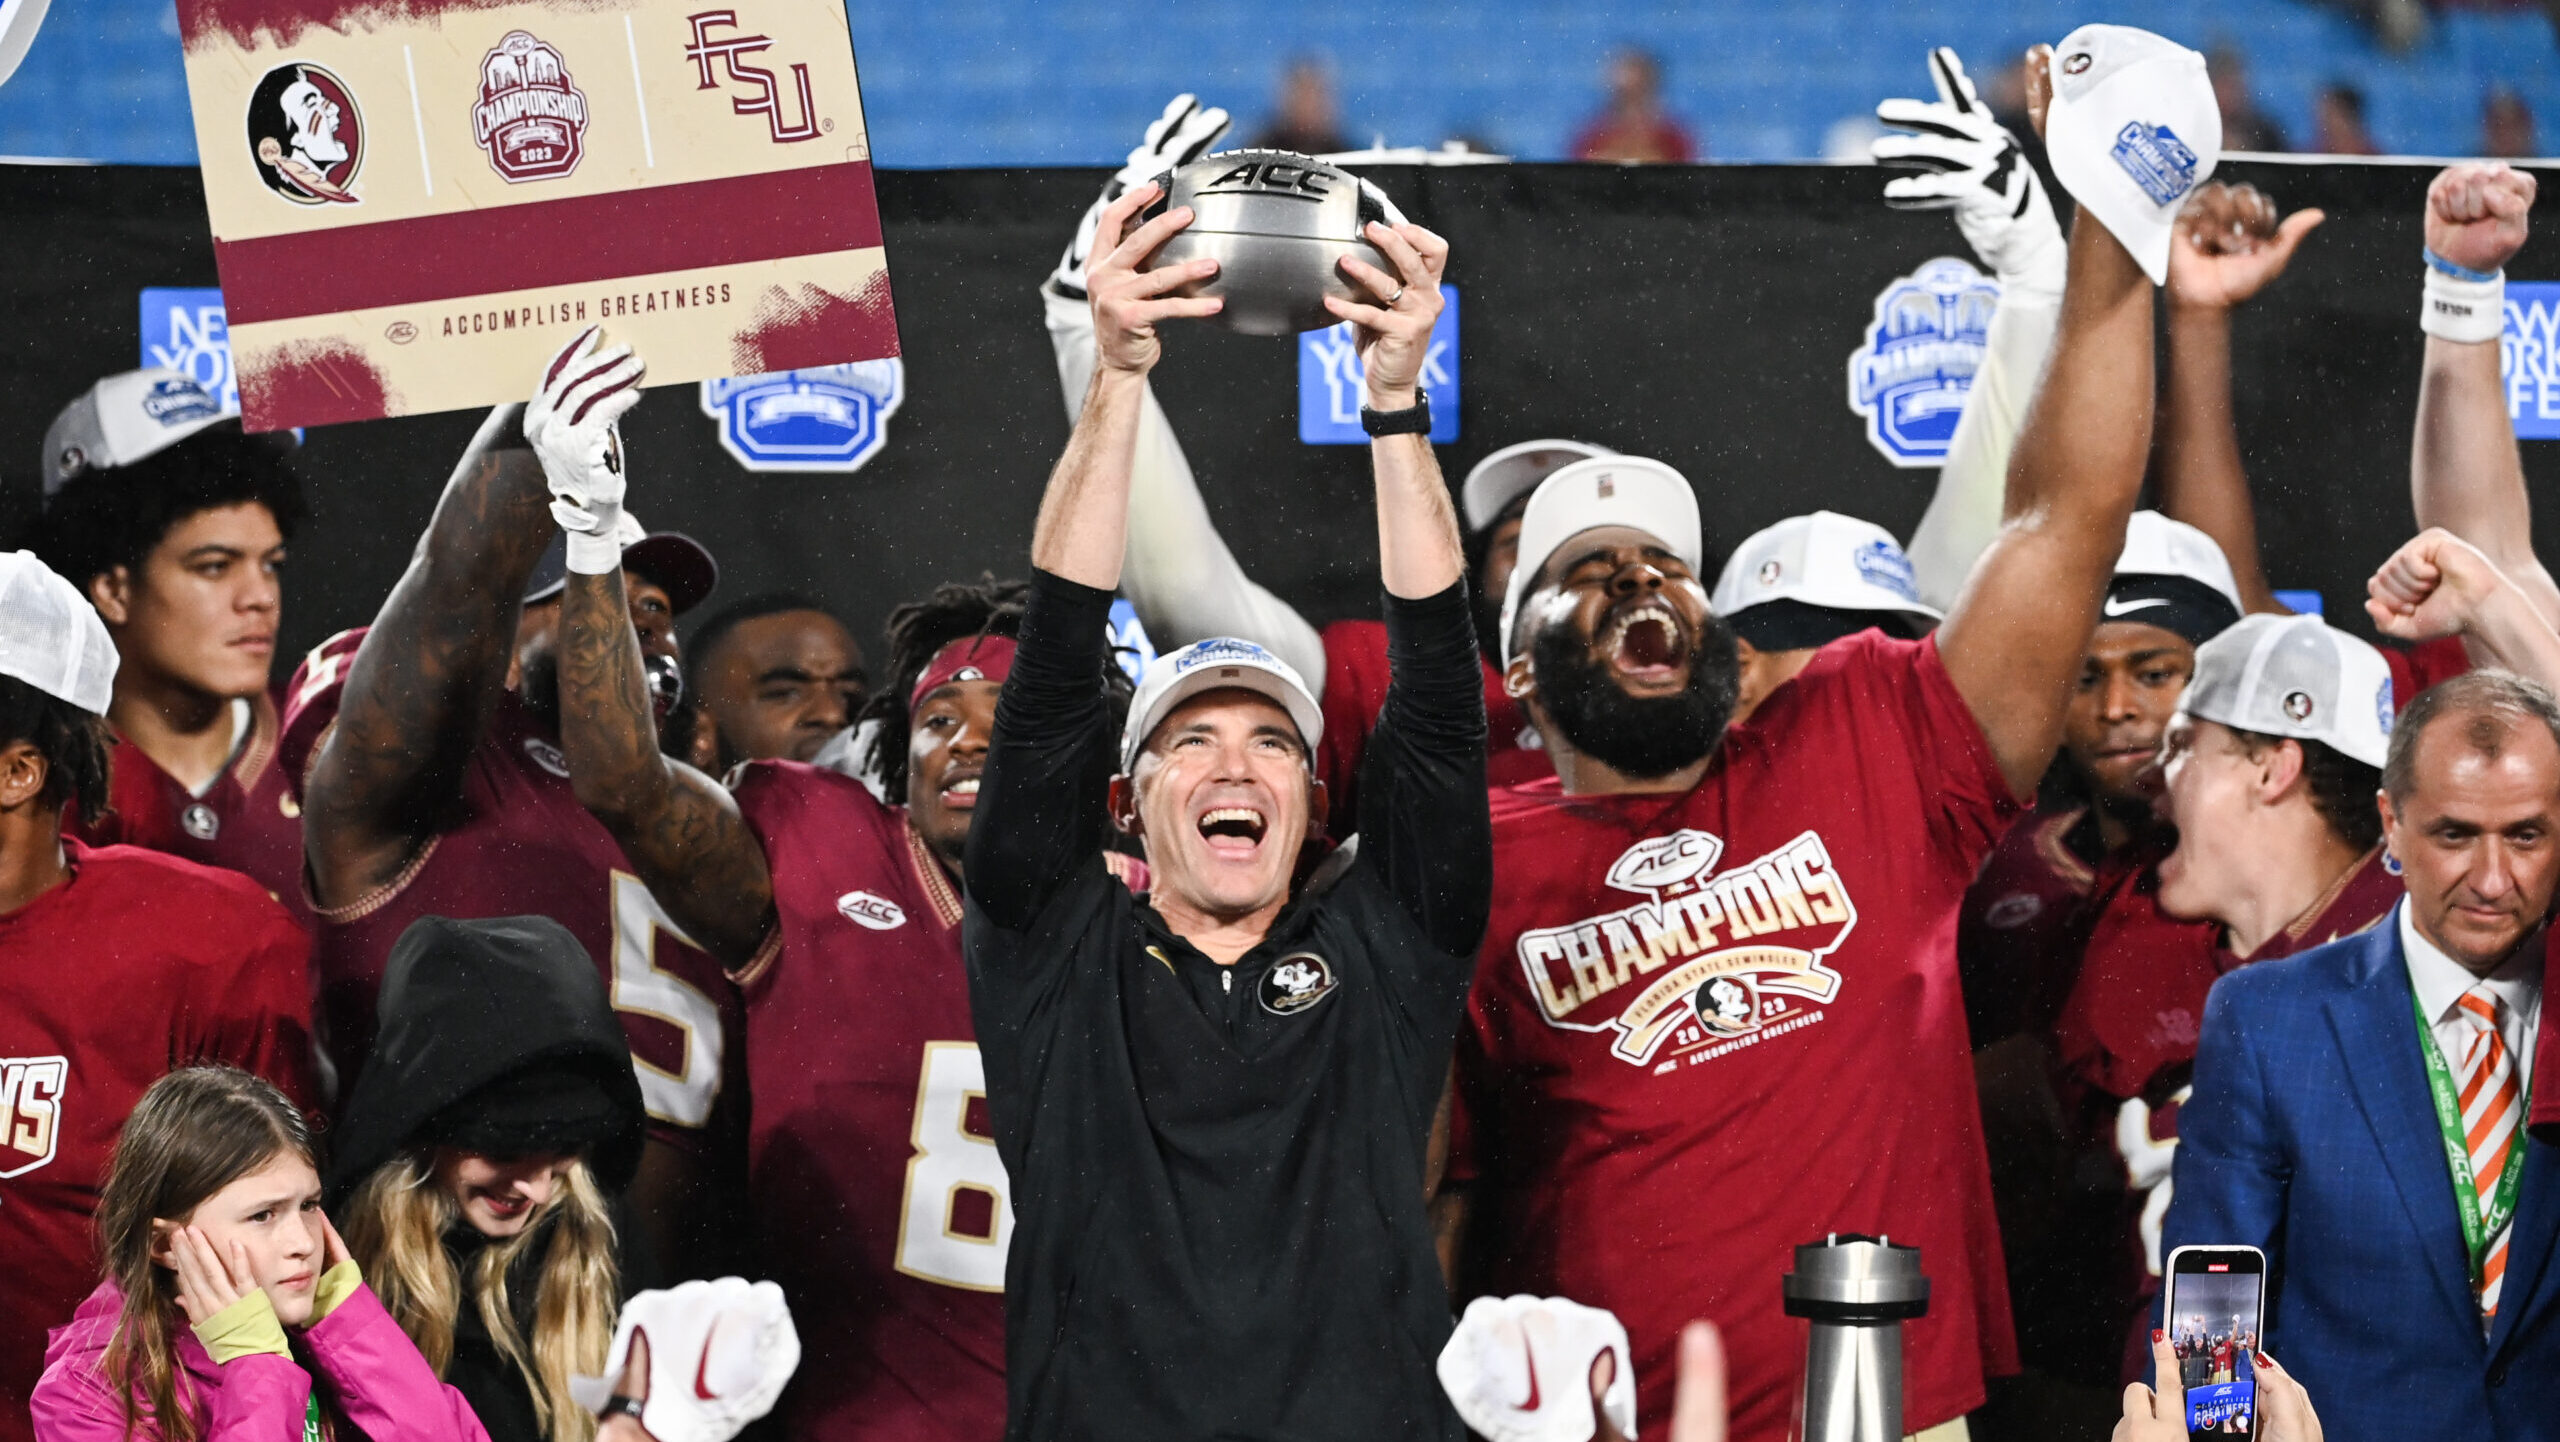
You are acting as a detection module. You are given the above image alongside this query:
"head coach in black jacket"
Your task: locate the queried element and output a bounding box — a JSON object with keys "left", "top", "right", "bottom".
{"left": 962, "top": 183, "right": 1489, "bottom": 1441}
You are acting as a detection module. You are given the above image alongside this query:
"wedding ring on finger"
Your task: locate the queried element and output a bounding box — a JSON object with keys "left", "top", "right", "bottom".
{"left": 1386, "top": 285, "right": 1406, "bottom": 305}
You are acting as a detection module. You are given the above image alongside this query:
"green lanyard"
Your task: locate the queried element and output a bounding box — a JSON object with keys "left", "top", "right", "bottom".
{"left": 302, "top": 1393, "right": 322, "bottom": 1442}
{"left": 2410, "top": 986, "right": 2530, "bottom": 1291}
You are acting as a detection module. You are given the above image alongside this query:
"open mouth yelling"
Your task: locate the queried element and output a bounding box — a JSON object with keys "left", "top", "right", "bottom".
{"left": 475, "top": 1189, "right": 535, "bottom": 1222}
{"left": 940, "top": 772, "right": 982, "bottom": 811}
{"left": 1197, "top": 805, "right": 1269, "bottom": 861}
{"left": 1602, "top": 601, "right": 1690, "bottom": 685}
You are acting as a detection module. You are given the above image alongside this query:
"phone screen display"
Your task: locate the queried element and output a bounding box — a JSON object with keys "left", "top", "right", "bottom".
{"left": 2166, "top": 1253, "right": 2265, "bottom": 1437}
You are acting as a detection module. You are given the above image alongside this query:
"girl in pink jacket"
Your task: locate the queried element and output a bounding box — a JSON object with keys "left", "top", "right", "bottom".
{"left": 31, "top": 1066, "right": 491, "bottom": 1442}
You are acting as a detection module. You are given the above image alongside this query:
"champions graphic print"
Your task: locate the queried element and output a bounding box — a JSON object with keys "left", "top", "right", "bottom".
{"left": 0, "top": 1055, "right": 66, "bottom": 1178}
{"left": 246, "top": 62, "right": 362, "bottom": 204}
{"left": 473, "top": 31, "right": 589, "bottom": 183}
{"left": 1515, "top": 828, "right": 1857, "bottom": 1068}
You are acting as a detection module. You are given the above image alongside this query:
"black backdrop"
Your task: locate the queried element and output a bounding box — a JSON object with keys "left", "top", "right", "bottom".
{"left": 6, "top": 157, "right": 2557, "bottom": 666}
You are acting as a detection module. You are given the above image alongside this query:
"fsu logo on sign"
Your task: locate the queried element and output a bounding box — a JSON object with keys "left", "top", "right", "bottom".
{"left": 246, "top": 62, "right": 363, "bottom": 205}
{"left": 473, "top": 31, "right": 589, "bottom": 183}
{"left": 683, "top": 10, "right": 821, "bottom": 143}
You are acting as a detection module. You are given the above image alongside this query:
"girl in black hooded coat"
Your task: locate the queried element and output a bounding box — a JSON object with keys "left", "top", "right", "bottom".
{"left": 327, "top": 915, "right": 643, "bottom": 1442}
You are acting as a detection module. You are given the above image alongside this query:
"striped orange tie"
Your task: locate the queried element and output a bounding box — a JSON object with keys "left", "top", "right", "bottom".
{"left": 2456, "top": 986, "right": 2521, "bottom": 1319}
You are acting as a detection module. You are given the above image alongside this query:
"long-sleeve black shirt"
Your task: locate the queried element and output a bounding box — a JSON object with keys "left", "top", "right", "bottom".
{"left": 963, "top": 568, "right": 1490, "bottom": 1442}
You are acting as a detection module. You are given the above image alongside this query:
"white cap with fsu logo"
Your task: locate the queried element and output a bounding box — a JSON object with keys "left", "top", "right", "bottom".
{"left": 1498, "top": 456, "right": 1703, "bottom": 665}
{"left": 2043, "top": 24, "right": 2220, "bottom": 285}
{"left": 1710, "top": 510, "right": 1941, "bottom": 639}
{"left": 0, "top": 550, "right": 118, "bottom": 716}
{"left": 1461, "top": 439, "right": 1616, "bottom": 533}
{"left": 2177, "top": 612, "right": 2394, "bottom": 769}
{"left": 1122, "top": 636, "right": 1325, "bottom": 772}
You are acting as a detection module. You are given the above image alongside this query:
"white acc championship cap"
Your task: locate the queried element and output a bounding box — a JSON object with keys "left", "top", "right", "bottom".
{"left": 1122, "top": 636, "right": 1325, "bottom": 771}
{"left": 42, "top": 368, "right": 242, "bottom": 498}
{"left": 2044, "top": 24, "right": 2220, "bottom": 286}
{"left": 1462, "top": 439, "right": 1615, "bottom": 533}
{"left": 1499, "top": 456, "right": 1702, "bottom": 665}
{"left": 1711, "top": 510, "right": 1941, "bottom": 638}
{"left": 2178, "top": 613, "right": 2394, "bottom": 770}
{"left": 0, "top": 551, "right": 118, "bottom": 717}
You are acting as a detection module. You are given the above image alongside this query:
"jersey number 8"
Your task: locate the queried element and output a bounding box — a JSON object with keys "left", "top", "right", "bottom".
{"left": 895, "top": 1041, "right": 1013, "bottom": 1293}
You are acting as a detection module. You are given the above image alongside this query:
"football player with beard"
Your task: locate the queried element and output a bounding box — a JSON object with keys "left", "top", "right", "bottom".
{"left": 285, "top": 334, "right": 730, "bottom": 1284}
{"left": 1438, "top": 42, "right": 2186, "bottom": 1439}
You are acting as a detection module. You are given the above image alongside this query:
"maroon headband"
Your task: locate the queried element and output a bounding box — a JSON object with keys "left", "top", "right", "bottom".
{"left": 909, "top": 634, "right": 1017, "bottom": 713}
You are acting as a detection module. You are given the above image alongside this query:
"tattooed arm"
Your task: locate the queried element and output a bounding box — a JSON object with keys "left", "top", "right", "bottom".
{"left": 559, "top": 568, "right": 775, "bottom": 968}
{"left": 302, "top": 405, "right": 554, "bottom": 908}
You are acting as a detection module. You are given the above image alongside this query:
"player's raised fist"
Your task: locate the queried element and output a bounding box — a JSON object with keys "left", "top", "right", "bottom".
{"left": 2427, "top": 161, "right": 2535, "bottom": 276}
{"left": 2167, "top": 181, "right": 2324, "bottom": 311}
{"left": 1086, "top": 182, "right": 1223, "bottom": 377}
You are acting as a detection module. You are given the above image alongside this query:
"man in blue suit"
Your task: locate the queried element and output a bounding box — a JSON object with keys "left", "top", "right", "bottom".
{"left": 2168, "top": 667, "right": 2559, "bottom": 1440}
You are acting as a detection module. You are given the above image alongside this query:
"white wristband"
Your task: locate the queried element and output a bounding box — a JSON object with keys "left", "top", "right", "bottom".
{"left": 564, "top": 523, "right": 624, "bottom": 575}
{"left": 2422, "top": 266, "right": 2505, "bottom": 345}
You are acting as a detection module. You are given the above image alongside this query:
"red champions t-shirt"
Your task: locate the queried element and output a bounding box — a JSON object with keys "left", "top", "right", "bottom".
{"left": 1318, "top": 619, "right": 1547, "bottom": 840}
{"left": 281, "top": 629, "right": 739, "bottom": 1149}
{"left": 0, "top": 841, "right": 313, "bottom": 1442}
{"left": 1454, "top": 631, "right": 2020, "bottom": 1442}
{"left": 72, "top": 687, "right": 309, "bottom": 926}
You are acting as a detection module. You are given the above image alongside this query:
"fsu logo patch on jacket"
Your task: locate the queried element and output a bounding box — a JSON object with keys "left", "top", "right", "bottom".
{"left": 1515, "top": 829, "right": 1858, "bottom": 1068}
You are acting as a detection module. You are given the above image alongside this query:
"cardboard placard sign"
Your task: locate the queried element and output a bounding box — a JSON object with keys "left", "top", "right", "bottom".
{"left": 175, "top": 0, "right": 898, "bottom": 431}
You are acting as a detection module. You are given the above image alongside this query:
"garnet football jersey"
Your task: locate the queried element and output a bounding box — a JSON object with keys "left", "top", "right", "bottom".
{"left": 2386, "top": 634, "right": 2471, "bottom": 705}
{"left": 72, "top": 688, "right": 308, "bottom": 925}
{"left": 281, "top": 629, "right": 737, "bottom": 1149}
{"left": 729, "top": 760, "right": 1006, "bottom": 1442}
{"left": 0, "top": 841, "right": 312, "bottom": 1442}
{"left": 1957, "top": 803, "right": 2101, "bottom": 1049}
{"left": 1319, "top": 619, "right": 1545, "bottom": 841}
{"left": 1455, "top": 631, "right": 2019, "bottom": 1442}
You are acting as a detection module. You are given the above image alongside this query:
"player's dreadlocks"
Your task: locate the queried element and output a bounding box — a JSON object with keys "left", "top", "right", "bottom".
{"left": 856, "top": 577, "right": 1135, "bottom": 800}
{"left": 0, "top": 674, "right": 112, "bottom": 826}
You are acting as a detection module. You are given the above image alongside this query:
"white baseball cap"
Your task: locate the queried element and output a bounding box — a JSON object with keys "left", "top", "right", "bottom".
{"left": 1461, "top": 439, "right": 1615, "bottom": 533}
{"left": 1498, "top": 456, "right": 1703, "bottom": 665}
{"left": 2103, "top": 510, "right": 2245, "bottom": 644}
{"left": 1710, "top": 511, "right": 1941, "bottom": 640}
{"left": 0, "top": 551, "right": 118, "bottom": 717}
{"left": 42, "top": 368, "right": 242, "bottom": 498}
{"left": 2178, "top": 613, "right": 2393, "bottom": 769}
{"left": 1121, "top": 636, "right": 1325, "bottom": 772}
{"left": 2044, "top": 24, "right": 2220, "bottom": 286}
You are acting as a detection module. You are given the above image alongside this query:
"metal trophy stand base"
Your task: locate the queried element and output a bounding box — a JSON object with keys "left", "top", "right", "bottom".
{"left": 1784, "top": 1234, "right": 1931, "bottom": 1442}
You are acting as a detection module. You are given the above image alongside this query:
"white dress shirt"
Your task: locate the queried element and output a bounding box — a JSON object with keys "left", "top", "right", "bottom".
{"left": 2400, "top": 901, "right": 2543, "bottom": 1096}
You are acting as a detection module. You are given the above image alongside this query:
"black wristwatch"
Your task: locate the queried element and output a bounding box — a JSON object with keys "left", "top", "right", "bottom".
{"left": 599, "top": 1395, "right": 646, "bottom": 1421}
{"left": 1359, "top": 389, "right": 1432, "bottom": 437}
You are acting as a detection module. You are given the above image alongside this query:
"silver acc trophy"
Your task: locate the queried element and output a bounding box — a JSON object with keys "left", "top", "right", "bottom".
{"left": 1784, "top": 1234, "right": 1930, "bottom": 1442}
{"left": 1138, "top": 149, "right": 1397, "bottom": 336}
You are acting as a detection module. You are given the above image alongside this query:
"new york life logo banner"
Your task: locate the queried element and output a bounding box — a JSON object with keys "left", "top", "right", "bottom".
{"left": 1297, "top": 284, "right": 1458, "bottom": 445}
{"left": 2503, "top": 282, "right": 2560, "bottom": 438}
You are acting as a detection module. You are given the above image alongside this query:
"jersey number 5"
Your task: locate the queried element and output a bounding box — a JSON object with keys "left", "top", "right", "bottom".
{"left": 610, "top": 873, "right": 724, "bottom": 1128}
{"left": 895, "top": 1041, "right": 1013, "bottom": 1293}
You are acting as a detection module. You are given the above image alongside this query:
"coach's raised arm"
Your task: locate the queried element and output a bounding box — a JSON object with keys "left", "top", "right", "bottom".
{"left": 962, "top": 180, "right": 1487, "bottom": 1441}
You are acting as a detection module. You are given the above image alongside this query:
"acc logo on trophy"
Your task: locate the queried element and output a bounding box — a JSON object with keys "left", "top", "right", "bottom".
{"left": 1846, "top": 255, "right": 1999, "bottom": 468}
{"left": 684, "top": 10, "right": 822, "bottom": 143}
{"left": 473, "top": 31, "right": 589, "bottom": 183}
{"left": 245, "top": 62, "right": 363, "bottom": 205}
{"left": 0, "top": 1055, "right": 67, "bottom": 1179}
{"left": 701, "top": 361, "right": 904, "bottom": 472}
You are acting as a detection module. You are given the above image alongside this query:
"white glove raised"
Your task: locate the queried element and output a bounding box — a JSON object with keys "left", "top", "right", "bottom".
{"left": 525, "top": 325, "right": 646, "bottom": 575}
{"left": 569, "top": 1278, "right": 799, "bottom": 1442}
{"left": 1437, "top": 1294, "right": 1635, "bottom": 1442}
{"left": 1048, "top": 92, "right": 1231, "bottom": 298}
{"left": 1873, "top": 48, "right": 2066, "bottom": 299}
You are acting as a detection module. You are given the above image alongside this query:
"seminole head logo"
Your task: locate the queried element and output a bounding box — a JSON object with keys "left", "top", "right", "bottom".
{"left": 1516, "top": 828, "right": 1858, "bottom": 1067}
{"left": 246, "top": 62, "right": 363, "bottom": 205}
{"left": 474, "top": 30, "right": 589, "bottom": 183}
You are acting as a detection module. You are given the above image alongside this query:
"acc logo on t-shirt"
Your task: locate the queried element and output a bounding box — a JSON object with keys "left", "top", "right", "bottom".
{"left": 1515, "top": 828, "right": 1858, "bottom": 1068}
{"left": 837, "top": 890, "right": 907, "bottom": 930}
{"left": 0, "top": 1056, "right": 68, "bottom": 1178}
